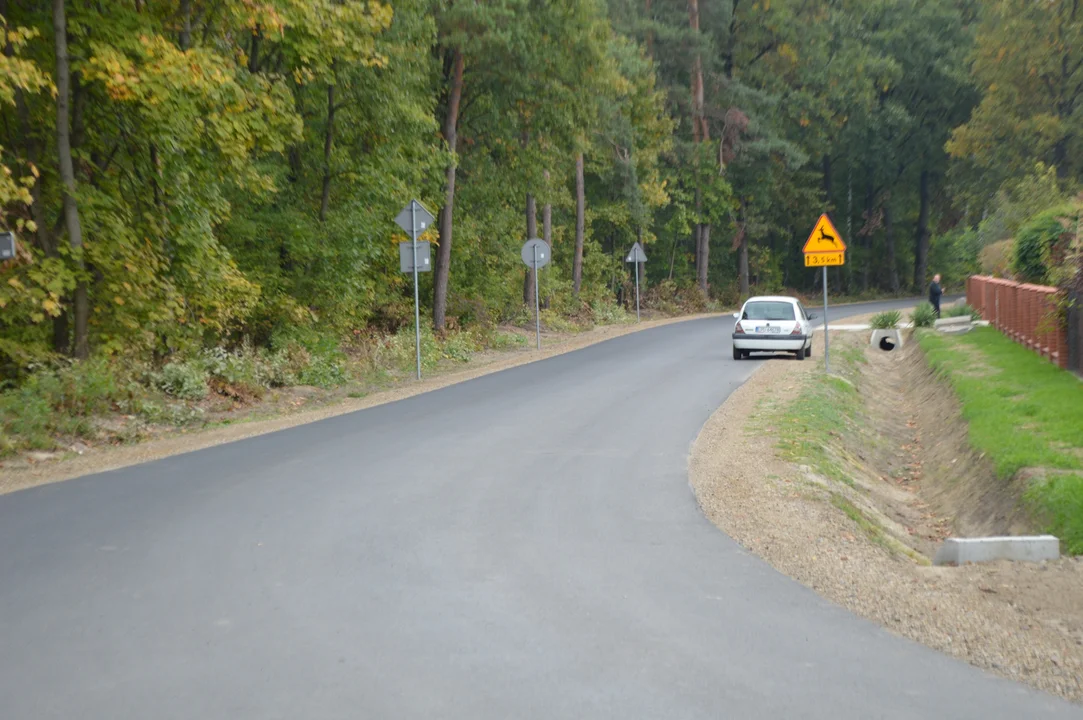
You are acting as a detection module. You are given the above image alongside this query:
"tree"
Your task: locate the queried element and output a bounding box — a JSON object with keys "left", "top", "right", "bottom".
{"left": 949, "top": 0, "right": 1083, "bottom": 203}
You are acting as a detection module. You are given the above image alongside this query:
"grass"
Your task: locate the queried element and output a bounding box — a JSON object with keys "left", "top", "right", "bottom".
{"left": 769, "top": 348, "right": 865, "bottom": 489}
{"left": 832, "top": 494, "right": 890, "bottom": 550}
{"left": 918, "top": 327, "right": 1083, "bottom": 553}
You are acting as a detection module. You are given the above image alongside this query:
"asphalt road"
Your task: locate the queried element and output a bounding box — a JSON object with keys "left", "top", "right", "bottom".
{"left": 1, "top": 298, "right": 1077, "bottom": 719}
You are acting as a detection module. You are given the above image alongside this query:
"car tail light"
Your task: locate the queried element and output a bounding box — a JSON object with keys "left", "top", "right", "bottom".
{"left": 734, "top": 321, "right": 745, "bottom": 334}
{"left": 791, "top": 324, "right": 802, "bottom": 335}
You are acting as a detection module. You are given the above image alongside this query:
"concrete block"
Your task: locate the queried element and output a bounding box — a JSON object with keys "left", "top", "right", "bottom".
{"left": 870, "top": 329, "right": 903, "bottom": 350}
{"left": 933, "top": 536, "right": 1060, "bottom": 566}
{"left": 934, "top": 315, "right": 971, "bottom": 329}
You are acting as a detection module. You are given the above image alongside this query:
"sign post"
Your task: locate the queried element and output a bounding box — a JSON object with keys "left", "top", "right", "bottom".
{"left": 395, "top": 200, "right": 436, "bottom": 380}
{"left": 801, "top": 214, "right": 846, "bottom": 373}
{"left": 625, "top": 242, "right": 648, "bottom": 322}
{"left": 520, "top": 238, "right": 551, "bottom": 350}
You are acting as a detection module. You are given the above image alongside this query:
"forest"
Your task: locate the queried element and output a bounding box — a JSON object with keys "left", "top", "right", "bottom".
{"left": 0, "top": 0, "right": 1081, "bottom": 396}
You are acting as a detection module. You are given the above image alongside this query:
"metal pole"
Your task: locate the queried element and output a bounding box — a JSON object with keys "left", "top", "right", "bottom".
{"left": 533, "top": 244, "right": 541, "bottom": 351}
{"left": 634, "top": 260, "right": 641, "bottom": 322}
{"left": 411, "top": 203, "right": 421, "bottom": 381}
{"left": 822, "top": 265, "right": 830, "bottom": 374}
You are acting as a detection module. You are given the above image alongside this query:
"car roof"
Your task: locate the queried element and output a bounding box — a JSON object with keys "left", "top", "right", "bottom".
{"left": 743, "top": 295, "right": 801, "bottom": 304}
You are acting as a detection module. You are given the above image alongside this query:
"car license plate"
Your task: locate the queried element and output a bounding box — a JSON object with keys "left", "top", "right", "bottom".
{"left": 755, "top": 326, "right": 781, "bottom": 334}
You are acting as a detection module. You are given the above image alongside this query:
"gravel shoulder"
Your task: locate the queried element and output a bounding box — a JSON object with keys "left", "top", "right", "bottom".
{"left": 0, "top": 313, "right": 718, "bottom": 495}
{"left": 689, "top": 329, "right": 1083, "bottom": 703}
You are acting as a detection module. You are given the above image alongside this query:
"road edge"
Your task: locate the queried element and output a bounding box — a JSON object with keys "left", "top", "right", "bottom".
{"left": 1, "top": 312, "right": 722, "bottom": 495}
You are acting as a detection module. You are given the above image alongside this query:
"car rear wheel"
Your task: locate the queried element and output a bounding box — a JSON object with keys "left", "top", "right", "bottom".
{"left": 732, "top": 345, "right": 742, "bottom": 361}
{"left": 795, "top": 347, "right": 806, "bottom": 361}
{"left": 805, "top": 342, "right": 813, "bottom": 357}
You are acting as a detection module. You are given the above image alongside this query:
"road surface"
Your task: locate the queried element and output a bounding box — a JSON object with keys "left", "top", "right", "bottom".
{"left": 1, "top": 299, "right": 1076, "bottom": 719}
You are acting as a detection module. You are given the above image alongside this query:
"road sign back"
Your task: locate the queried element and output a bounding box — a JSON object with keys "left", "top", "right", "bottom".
{"left": 802, "top": 214, "right": 846, "bottom": 254}
{"left": 399, "top": 241, "right": 432, "bottom": 273}
{"left": 0, "top": 231, "right": 14, "bottom": 261}
{"left": 625, "top": 242, "right": 647, "bottom": 263}
{"left": 521, "top": 239, "right": 551, "bottom": 268}
{"left": 394, "top": 200, "right": 436, "bottom": 237}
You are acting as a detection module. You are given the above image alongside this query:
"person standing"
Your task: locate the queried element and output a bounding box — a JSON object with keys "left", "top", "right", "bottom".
{"left": 929, "top": 273, "right": 943, "bottom": 318}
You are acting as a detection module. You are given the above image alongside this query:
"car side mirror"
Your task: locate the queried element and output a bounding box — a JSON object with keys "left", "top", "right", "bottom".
{"left": 808, "top": 313, "right": 818, "bottom": 320}
{"left": 732, "top": 312, "right": 740, "bottom": 319}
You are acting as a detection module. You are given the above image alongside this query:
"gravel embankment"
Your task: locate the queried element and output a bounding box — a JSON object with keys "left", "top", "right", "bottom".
{"left": 689, "top": 331, "right": 1083, "bottom": 703}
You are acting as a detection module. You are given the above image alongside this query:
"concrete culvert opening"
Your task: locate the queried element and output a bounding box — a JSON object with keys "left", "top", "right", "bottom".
{"left": 879, "top": 336, "right": 897, "bottom": 352}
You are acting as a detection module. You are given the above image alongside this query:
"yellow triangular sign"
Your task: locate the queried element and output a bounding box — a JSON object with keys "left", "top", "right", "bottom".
{"left": 803, "top": 214, "right": 846, "bottom": 253}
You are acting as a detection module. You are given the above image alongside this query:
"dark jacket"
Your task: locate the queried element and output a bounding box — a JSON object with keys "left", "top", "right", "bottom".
{"left": 929, "top": 281, "right": 942, "bottom": 304}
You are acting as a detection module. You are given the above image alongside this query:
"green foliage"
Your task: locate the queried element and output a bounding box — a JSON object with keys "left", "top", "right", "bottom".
{"left": 869, "top": 311, "right": 902, "bottom": 330}
{"left": 928, "top": 229, "right": 980, "bottom": 288}
{"left": 153, "top": 361, "right": 209, "bottom": 400}
{"left": 910, "top": 303, "right": 938, "bottom": 328}
{"left": 0, "top": 358, "right": 139, "bottom": 456}
{"left": 980, "top": 240, "right": 1015, "bottom": 277}
{"left": 945, "top": 304, "right": 980, "bottom": 321}
{"left": 1013, "top": 210, "right": 1066, "bottom": 283}
{"left": 589, "top": 300, "right": 632, "bottom": 326}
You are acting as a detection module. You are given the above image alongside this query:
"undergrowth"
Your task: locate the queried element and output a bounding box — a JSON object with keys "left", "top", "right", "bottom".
{"left": 0, "top": 297, "right": 671, "bottom": 460}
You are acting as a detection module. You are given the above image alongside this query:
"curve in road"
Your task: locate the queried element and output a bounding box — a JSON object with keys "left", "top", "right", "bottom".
{"left": 0, "top": 299, "right": 1076, "bottom": 719}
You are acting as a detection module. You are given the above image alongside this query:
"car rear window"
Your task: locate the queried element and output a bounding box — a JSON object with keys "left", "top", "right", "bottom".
{"left": 743, "top": 301, "right": 795, "bottom": 321}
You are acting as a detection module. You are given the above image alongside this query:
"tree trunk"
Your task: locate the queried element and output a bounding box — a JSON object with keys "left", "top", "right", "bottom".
{"left": 433, "top": 50, "right": 464, "bottom": 331}
{"left": 738, "top": 200, "right": 749, "bottom": 296}
{"left": 248, "top": 25, "right": 261, "bottom": 73}
{"left": 179, "top": 0, "right": 192, "bottom": 50}
{"left": 913, "top": 168, "right": 931, "bottom": 291}
{"left": 523, "top": 193, "right": 538, "bottom": 304}
{"left": 885, "top": 203, "right": 899, "bottom": 294}
{"left": 822, "top": 155, "right": 832, "bottom": 206}
{"left": 689, "top": 0, "right": 710, "bottom": 293}
{"left": 862, "top": 181, "right": 873, "bottom": 292}
{"left": 645, "top": 0, "right": 654, "bottom": 57}
{"left": 542, "top": 170, "right": 552, "bottom": 246}
{"left": 1053, "top": 136, "right": 1069, "bottom": 178}
{"left": 573, "top": 151, "right": 585, "bottom": 297}
{"left": 688, "top": 0, "right": 708, "bottom": 144}
{"left": 698, "top": 224, "right": 710, "bottom": 293}
{"left": 738, "top": 231, "right": 749, "bottom": 297}
{"left": 53, "top": 0, "right": 89, "bottom": 359}
{"left": 637, "top": 227, "right": 647, "bottom": 293}
{"left": 319, "top": 76, "right": 336, "bottom": 223}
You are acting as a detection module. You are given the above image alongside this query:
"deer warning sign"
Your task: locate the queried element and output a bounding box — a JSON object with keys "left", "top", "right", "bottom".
{"left": 802, "top": 214, "right": 846, "bottom": 266}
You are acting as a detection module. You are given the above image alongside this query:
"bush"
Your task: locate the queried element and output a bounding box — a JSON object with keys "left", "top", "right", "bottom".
{"left": 0, "top": 358, "right": 141, "bottom": 456}
{"left": 488, "top": 330, "right": 528, "bottom": 350}
{"left": 540, "top": 309, "right": 580, "bottom": 333}
{"left": 928, "top": 228, "right": 980, "bottom": 287}
{"left": 869, "top": 310, "right": 901, "bottom": 329}
{"left": 979, "top": 239, "right": 1014, "bottom": 277}
{"left": 1013, "top": 210, "right": 1066, "bottom": 283}
{"left": 154, "top": 360, "right": 209, "bottom": 400}
{"left": 644, "top": 279, "right": 708, "bottom": 315}
{"left": 945, "top": 303, "right": 980, "bottom": 321}
{"left": 590, "top": 300, "right": 632, "bottom": 326}
{"left": 440, "top": 330, "right": 482, "bottom": 363}
{"left": 910, "top": 302, "right": 938, "bottom": 328}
